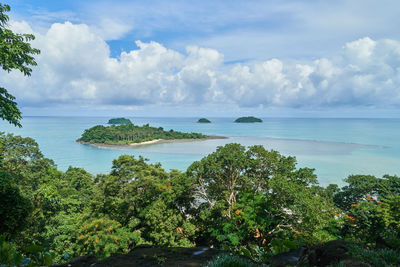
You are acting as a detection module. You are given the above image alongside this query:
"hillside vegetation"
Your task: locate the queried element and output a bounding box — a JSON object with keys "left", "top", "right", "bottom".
{"left": 1, "top": 132, "right": 399, "bottom": 266}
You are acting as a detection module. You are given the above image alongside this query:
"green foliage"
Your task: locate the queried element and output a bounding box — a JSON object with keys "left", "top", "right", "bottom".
{"left": 0, "top": 132, "right": 58, "bottom": 197}
{"left": 90, "top": 155, "right": 196, "bottom": 247}
{"left": 234, "top": 117, "right": 262, "bottom": 123}
{"left": 0, "top": 235, "right": 23, "bottom": 266}
{"left": 271, "top": 239, "right": 298, "bottom": 255}
{"left": 197, "top": 118, "right": 211, "bottom": 123}
{"left": 0, "top": 171, "right": 32, "bottom": 238}
{"left": 0, "top": 87, "right": 21, "bottom": 128}
{"left": 107, "top": 117, "right": 132, "bottom": 125}
{"left": 0, "top": 133, "right": 93, "bottom": 262}
{"left": 204, "top": 254, "right": 259, "bottom": 267}
{"left": 143, "top": 199, "right": 196, "bottom": 247}
{"left": 377, "top": 195, "right": 400, "bottom": 230}
{"left": 76, "top": 218, "right": 139, "bottom": 259}
{"left": 0, "top": 3, "right": 40, "bottom": 127}
{"left": 60, "top": 167, "right": 94, "bottom": 212}
{"left": 333, "top": 174, "right": 400, "bottom": 212}
{"left": 38, "top": 168, "right": 95, "bottom": 262}
{"left": 188, "top": 144, "right": 334, "bottom": 258}
{"left": 380, "top": 229, "right": 400, "bottom": 251}
{"left": 24, "top": 244, "right": 54, "bottom": 266}
{"left": 347, "top": 244, "right": 400, "bottom": 267}
{"left": 376, "top": 196, "right": 400, "bottom": 250}
{"left": 1, "top": 132, "right": 399, "bottom": 265}
{"left": 313, "top": 217, "right": 346, "bottom": 241}
{"left": 44, "top": 213, "right": 81, "bottom": 263}
{"left": 326, "top": 174, "right": 400, "bottom": 249}
{"left": 0, "top": 236, "right": 55, "bottom": 267}
{"left": 345, "top": 200, "right": 385, "bottom": 242}
{"left": 77, "top": 124, "right": 207, "bottom": 144}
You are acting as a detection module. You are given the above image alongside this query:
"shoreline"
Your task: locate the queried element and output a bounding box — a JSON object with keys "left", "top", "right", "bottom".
{"left": 77, "top": 135, "right": 228, "bottom": 148}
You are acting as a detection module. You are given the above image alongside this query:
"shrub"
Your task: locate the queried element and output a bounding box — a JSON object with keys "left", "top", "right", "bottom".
{"left": 76, "top": 218, "right": 142, "bottom": 259}
{"left": 204, "top": 254, "right": 259, "bottom": 267}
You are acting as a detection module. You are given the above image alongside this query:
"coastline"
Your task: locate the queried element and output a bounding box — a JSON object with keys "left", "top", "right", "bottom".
{"left": 77, "top": 135, "right": 228, "bottom": 148}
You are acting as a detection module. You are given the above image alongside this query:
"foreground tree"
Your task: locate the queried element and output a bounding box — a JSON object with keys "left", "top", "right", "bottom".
{"left": 187, "top": 144, "right": 335, "bottom": 257}
{"left": 90, "top": 155, "right": 196, "bottom": 248}
{"left": 327, "top": 174, "right": 400, "bottom": 248}
{"left": 0, "top": 3, "right": 40, "bottom": 127}
{"left": 333, "top": 174, "right": 400, "bottom": 212}
{"left": 0, "top": 171, "right": 32, "bottom": 239}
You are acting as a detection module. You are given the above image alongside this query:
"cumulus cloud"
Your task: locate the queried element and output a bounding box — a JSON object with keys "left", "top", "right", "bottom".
{"left": 91, "top": 18, "right": 134, "bottom": 40}
{"left": 217, "top": 37, "right": 400, "bottom": 108}
{"left": 1, "top": 21, "right": 400, "bottom": 111}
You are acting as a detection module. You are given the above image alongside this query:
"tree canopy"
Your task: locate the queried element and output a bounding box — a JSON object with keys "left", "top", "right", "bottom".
{"left": 197, "top": 118, "right": 211, "bottom": 123}
{"left": 107, "top": 118, "right": 132, "bottom": 125}
{"left": 234, "top": 116, "right": 263, "bottom": 123}
{"left": 0, "top": 3, "right": 40, "bottom": 127}
{"left": 77, "top": 124, "right": 207, "bottom": 145}
{"left": 187, "top": 144, "right": 333, "bottom": 251}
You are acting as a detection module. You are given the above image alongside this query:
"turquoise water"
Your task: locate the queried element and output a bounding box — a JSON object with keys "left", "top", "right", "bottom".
{"left": 1, "top": 117, "right": 399, "bottom": 186}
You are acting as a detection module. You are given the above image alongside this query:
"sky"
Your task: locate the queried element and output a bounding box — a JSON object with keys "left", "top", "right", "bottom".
{"left": 1, "top": 0, "right": 400, "bottom": 117}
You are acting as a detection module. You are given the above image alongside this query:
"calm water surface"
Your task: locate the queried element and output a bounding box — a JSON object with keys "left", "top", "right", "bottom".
{"left": 1, "top": 117, "right": 399, "bottom": 186}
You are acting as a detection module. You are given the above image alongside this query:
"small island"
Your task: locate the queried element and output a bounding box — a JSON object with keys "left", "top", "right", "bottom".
{"left": 77, "top": 123, "right": 226, "bottom": 146}
{"left": 107, "top": 117, "right": 132, "bottom": 125}
{"left": 197, "top": 118, "right": 211, "bottom": 123}
{"left": 234, "top": 116, "right": 263, "bottom": 123}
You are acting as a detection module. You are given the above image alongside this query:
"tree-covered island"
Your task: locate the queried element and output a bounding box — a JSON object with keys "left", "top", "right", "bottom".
{"left": 77, "top": 123, "right": 210, "bottom": 145}
{"left": 107, "top": 117, "right": 132, "bottom": 125}
{"left": 197, "top": 118, "right": 211, "bottom": 123}
{"left": 234, "top": 116, "right": 263, "bottom": 123}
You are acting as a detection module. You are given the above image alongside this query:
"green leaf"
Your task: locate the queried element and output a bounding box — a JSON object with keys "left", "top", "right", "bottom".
{"left": 44, "top": 253, "right": 53, "bottom": 266}
{"left": 283, "top": 239, "right": 297, "bottom": 249}
{"left": 12, "top": 252, "right": 23, "bottom": 265}
{"left": 240, "top": 247, "right": 252, "bottom": 258}
{"left": 25, "top": 244, "right": 44, "bottom": 253}
{"left": 228, "top": 233, "right": 240, "bottom": 246}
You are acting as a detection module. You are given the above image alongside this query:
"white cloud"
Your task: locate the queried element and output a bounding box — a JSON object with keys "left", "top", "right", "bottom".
{"left": 11, "top": 0, "right": 400, "bottom": 63}
{"left": 343, "top": 37, "right": 376, "bottom": 63}
{"left": 91, "top": 18, "right": 134, "bottom": 40}
{"left": 1, "top": 21, "right": 400, "bottom": 112}
{"left": 7, "top": 20, "right": 34, "bottom": 34}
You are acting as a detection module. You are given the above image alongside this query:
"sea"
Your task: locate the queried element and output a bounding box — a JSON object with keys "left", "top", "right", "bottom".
{"left": 1, "top": 116, "right": 399, "bottom": 186}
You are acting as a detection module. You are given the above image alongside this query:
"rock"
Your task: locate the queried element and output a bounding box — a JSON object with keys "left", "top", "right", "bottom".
{"left": 54, "top": 247, "right": 223, "bottom": 267}
{"left": 52, "top": 254, "right": 98, "bottom": 267}
{"left": 339, "top": 258, "right": 371, "bottom": 267}
{"left": 300, "top": 240, "right": 359, "bottom": 267}
{"left": 265, "top": 248, "right": 305, "bottom": 267}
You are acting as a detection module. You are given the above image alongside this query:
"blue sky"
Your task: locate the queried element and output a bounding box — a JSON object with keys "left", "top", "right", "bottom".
{"left": 2, "top": 0, "right": 400, "bottom": 117}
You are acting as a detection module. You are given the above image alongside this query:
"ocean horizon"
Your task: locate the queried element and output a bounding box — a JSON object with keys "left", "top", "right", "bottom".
{"left": 1, "top": 116, "right": 399, "bottom": 186}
